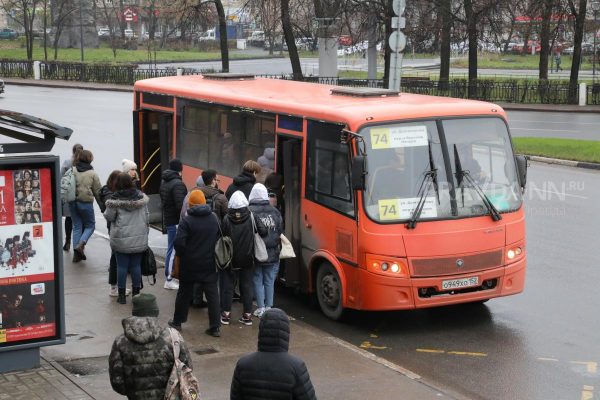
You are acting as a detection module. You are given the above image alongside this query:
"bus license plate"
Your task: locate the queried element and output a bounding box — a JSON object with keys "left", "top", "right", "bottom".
{"left": 441, "top": 276, "right": 479, "bottom": 290}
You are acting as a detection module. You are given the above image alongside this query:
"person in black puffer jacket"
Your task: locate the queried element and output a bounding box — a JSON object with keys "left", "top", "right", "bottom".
{"left": 230, "top": 308, "right": 317, "bottom": 400}
{"left": 248, "top": 183, "right": 283, "bottom": 318}
{"left": 159, "top": 159, "right": 187, "bottom": 289}
{"left": 168, "top": 190, "right": 221, "bottom": 337}
{"left": 221, "top": 191, "right": 266, "bottom": 326}
{"left": 225, "top": 160, "right": 261, "bottom": 200}
{"left": 109, "top": 293, "right": 193, "bottom": 400}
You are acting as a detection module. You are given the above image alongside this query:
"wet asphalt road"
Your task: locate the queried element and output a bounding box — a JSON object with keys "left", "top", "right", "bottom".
{"left": 2, "top": 86, "right": 600, "bottom": 399}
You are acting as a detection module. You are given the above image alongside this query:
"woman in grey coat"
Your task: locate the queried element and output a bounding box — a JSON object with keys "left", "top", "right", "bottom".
{"left": 61, "top": 143, "right": 83, "bottom": 251}
{"left": 104, "top": 173, "right": 150, "bottom": 304}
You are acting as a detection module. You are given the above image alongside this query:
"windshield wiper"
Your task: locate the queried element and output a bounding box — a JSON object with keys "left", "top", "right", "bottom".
{"left": 453, "top": 145, "right": 502, "bottom": 222}
{"left": 407, "top": 140, "right": 440, "bottom": 229}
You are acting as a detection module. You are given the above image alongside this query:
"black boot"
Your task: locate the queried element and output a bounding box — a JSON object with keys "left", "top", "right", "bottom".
{"left": 63, "top": 240, "right": 70, "bottom": 251}
{"left": 132, "top": 287, "right": 140, "bottom": 297}
{"left": 117, "top": 288, "right": 126, "bottom": 304}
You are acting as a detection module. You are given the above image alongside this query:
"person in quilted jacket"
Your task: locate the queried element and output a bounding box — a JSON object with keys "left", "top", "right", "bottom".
{"left": 230, "top": 308, "right": 316, "bottom": 400}
{"left": 109, "top": 293, "right": 193, "bottom": 400}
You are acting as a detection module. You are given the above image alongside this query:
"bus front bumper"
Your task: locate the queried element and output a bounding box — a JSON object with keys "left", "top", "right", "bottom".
{"left": 354, "top": 258, "right": 526, "bottom": 311}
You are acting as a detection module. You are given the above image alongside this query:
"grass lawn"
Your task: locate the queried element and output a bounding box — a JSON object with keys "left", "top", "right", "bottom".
{"left": 451, "top": 53, "right": 594, "bottom": 70}
{"left": 0, "top": 40, "right": 276, "bottom": 63}
{"left": 513, "top": 137, "right": 600, "bottom": 163}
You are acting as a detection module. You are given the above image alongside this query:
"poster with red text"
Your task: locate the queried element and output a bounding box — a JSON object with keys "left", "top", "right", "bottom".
{"left": 0, "top": 167, "right": 56, "bottom": 344}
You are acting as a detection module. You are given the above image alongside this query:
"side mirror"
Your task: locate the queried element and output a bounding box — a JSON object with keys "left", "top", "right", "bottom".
{"left": 351, "top": 155, "right": 366, "bottom": 190}
{"left": 515, "top": 155, "right": 528, "bottom": 188}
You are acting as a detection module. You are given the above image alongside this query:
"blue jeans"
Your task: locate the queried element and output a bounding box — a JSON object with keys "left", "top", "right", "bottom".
{"left": 69, "top": 201, "right": 95, "bottom": 248}
{"left": 115, "top": 252, "right": 142, "bottom": 290}
{"left": 253, "top": 262, "right": 279, "bottom": 309}
{"left": 165, "top": 225, "right": 177, "bottom": 279}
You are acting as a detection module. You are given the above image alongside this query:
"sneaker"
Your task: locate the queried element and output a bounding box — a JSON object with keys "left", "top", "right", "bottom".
{"left": 220, "top": 312, "right": 231, "bottom": 325}
{"left": 168, "top": 320, "right": 182, "bottom": 332}
{"left": 205, "top": 327, "right": 220, "bottom": 337}
{"left": 239, "top": 313, "right": 253, "bottom": 326}
{"left": 109, "top": 286, "right": 131, "bottom": 297}
{"left": 253, "top": 307, "right": 265, "bottom": 318}
{"left": 164, "top": 279, "right": 179, "bottom": 290}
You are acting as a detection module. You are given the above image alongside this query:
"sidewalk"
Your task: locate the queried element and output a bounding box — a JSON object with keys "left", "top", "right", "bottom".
{"left": 0, "top": 234, "right": 462, "bottom": 400}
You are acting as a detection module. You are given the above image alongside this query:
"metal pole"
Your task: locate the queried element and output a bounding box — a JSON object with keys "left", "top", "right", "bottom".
{"left": 594, "top": 10, "right": 597, "bottom": 82}
{"left": 79, "top": 0, "right": 84, "bottom": 62}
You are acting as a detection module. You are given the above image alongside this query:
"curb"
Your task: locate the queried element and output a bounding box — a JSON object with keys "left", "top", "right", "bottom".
{"left": 3, "top": 79, "right": 133, "bottom": 92}
{"left": 525, "top": 155, "right": 600, "bottom": 170}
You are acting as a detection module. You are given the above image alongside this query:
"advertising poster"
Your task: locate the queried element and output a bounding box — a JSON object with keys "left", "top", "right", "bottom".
{"left": 0, "top": 166, "right": 58, "bottom": 345}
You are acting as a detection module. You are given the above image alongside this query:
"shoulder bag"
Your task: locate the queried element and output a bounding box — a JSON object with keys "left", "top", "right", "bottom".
{"left": 279, "top": 234, "right": 296, "bottom": 259}
{"left": 164, "top": 328, "right": 201, "bottom": 400}
{"left": 250, "top": 213, "right": 268, "bottom": 262}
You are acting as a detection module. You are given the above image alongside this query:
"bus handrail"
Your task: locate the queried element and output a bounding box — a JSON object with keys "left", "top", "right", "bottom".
{"left": 142, "top": 163, "right": 161, "bottom": 189}
{"left": 142, "top": 147, "right": 160, "bottom": 172}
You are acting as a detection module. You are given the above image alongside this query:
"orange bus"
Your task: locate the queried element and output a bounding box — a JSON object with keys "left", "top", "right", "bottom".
{"left": 133, "top": 74, "right": 528, "bottom": 320}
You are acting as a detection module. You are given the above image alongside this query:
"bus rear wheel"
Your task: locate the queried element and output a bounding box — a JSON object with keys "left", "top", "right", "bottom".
{"left": 316, "top": 263, "right": 345, "bottom": 320}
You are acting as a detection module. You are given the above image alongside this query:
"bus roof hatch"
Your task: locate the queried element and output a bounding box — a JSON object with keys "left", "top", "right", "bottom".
{"left": 203, "top": 73, "right": 255, "bottom": 81}
{"left": 330, "top": 87, "right": 399, "bottom": 98}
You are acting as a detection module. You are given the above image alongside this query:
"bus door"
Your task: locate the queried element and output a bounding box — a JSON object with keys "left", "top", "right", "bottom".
{"left": 277, "top": 136, "right": 305, "bottom": 289}
{"left": 135, "top": 110, "right": 173, "bottom": 232}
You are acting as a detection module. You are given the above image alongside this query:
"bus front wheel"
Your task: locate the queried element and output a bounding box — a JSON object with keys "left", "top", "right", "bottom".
{"left": 316, "top": 263, "right": 345, "bottom": 320}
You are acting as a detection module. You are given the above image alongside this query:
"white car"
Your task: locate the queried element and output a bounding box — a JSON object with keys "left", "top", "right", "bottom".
{"left": 124, "top": 29, "right": 134, "bottom": 39}
{"left": 97, "top": 28, "right": 110, "bottom": 37}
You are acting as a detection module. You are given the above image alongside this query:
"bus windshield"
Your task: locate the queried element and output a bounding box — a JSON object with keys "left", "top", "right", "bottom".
{"left": 361, "top": 117, "right": 522, "bottom": 223}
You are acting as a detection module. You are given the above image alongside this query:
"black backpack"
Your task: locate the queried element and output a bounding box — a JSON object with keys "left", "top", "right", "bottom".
{"left": 141, "top": 248, "right": 157, "bottom": 285}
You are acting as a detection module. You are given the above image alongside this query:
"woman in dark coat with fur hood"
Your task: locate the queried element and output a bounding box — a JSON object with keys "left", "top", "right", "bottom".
{"left": 104, "top": 173, "right": 149, "bottom": 305}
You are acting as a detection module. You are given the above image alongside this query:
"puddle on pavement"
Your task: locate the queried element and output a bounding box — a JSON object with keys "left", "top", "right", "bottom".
{"left": 58, "top": 356, "right": 109, "bottom": 376}
{"left": 193, "top": 346, "right": 219, "bottom": 356}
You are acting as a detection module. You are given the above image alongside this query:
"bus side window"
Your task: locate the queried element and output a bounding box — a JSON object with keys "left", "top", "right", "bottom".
{"left": 306, "top": 121, "right": 354, "bottom": 217}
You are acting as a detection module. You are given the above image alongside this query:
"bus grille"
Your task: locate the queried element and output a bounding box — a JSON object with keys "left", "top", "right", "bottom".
{"left": 410, "top": 250, "right": 503, "bottom": 277}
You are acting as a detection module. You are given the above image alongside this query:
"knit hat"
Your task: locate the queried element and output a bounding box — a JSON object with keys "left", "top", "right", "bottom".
{"left": 169, "top": 159, "right": 183, "bottom": 172}
{"left": 132, "top": 293, "right": 159, "bottom": 317}
{"left": 196, "top": 175, "right": 204, "bottom": 187}
{"left": 121, "top": 159, "right": 137, "bottom": 173}
{"left": 188, "top": 189, "right": 206, "bottom": 206}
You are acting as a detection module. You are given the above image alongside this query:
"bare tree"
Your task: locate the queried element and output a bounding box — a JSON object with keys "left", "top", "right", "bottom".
{"left": 538, "top": 0, "right": 556, "bottom": 79}
{"left": 1, "top": 0, "right": 40, "bottom": 60}
{"left": 97, "top": 0, "right": 120, "bottom": 58}
{"left": 281, "top": 0, "right": 303, "bottom": 79}
{"left": 214, "top": 0, "right": 229, "bottom": 72}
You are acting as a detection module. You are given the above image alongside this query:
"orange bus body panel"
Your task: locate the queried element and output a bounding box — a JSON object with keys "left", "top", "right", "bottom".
{"left": 134, "top": 76, "right": 525, "bottom": 312}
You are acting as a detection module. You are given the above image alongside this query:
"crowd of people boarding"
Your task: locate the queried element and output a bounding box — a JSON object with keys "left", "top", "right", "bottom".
{"left": 60, "top": 145, "right": 316, "bottom": 399}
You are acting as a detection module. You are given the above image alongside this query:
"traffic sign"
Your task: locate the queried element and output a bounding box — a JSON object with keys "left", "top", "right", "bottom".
{"left": 393, "top": 0, "right": 406, "bottom": 16}
{"left": 388, "top": 31, "right": 406, "bottom": 52}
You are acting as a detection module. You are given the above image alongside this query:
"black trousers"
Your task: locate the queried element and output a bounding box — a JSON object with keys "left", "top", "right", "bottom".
{"left": 108, "top": 251, "right": 117, "bottom": 285}
{"left": 173, "top": 279, "right": 220, "bottom": 329}
{"left": 64, "top": 216, "right": 72, "bottom": 242}
{"left": 220, "top": 267, "right": 254, "bottom": 314}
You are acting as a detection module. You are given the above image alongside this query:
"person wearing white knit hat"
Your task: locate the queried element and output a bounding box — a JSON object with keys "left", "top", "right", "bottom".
{"left": 122, "top": 159, "right": 140, "bottom": 187}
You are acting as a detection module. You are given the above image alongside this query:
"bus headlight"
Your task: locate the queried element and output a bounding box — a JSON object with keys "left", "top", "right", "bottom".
{"left": 505, "top": 245, "right": 524, "bottom": 262}
{"left": 366, "top": 254, "right": 408, "bottom": 277}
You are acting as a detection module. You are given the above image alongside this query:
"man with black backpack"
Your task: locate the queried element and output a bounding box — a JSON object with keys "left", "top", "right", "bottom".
{"left": 199, "top": 169, "right": 228, "bottom": 222}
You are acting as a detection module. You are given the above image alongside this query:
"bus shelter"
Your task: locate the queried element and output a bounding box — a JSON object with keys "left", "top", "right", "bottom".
{"left": 0, "top": 110, "right": 72, "bottom": 373}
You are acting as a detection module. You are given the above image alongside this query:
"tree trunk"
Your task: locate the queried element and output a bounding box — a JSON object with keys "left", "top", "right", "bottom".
{"left": 43, "top": 0, "right": 48, "bottom": 61}
{"left": 281, "top": 0, "right": 303, "bottom": 80}
{"left": 569, "top": 0, "right": 587, "bottom": 103}
{"left": 464, "top": 0, "right": 478, "bottom": 94}
{"left": 214, "top": 0, "right": 229, "bottom": 72}
{"left": 439, "top": 0, "right": 452, "bottom": 87}
{"left": 538, "top": 0, "right": 553, "bottom": 80}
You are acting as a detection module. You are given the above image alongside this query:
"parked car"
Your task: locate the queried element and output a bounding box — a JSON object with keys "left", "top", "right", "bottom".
{"left": 124, "top": 29, "right": 135, "bottom": 39}
{"left": 0, "top": 28, "right": 18, "bottom": 39}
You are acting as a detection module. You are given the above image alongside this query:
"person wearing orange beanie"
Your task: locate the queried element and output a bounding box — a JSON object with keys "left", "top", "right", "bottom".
{"left": 169, "top": 189, "right": 221, "bottom": 337}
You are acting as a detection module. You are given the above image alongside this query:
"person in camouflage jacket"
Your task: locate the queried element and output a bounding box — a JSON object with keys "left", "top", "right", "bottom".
{"left": 109, "top": 293, "right": 193, "bottom": 399}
